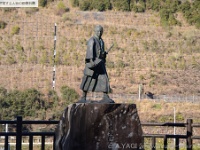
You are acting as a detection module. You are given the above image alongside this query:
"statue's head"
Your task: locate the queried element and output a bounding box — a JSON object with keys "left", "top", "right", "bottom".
{"left": 94, "top": 25, "right": 103, "bottom": 38}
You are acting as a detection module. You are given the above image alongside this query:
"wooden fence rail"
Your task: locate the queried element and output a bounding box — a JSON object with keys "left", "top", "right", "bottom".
{"left": 0, "top": 116, "right": 59, "bottom": 150}
{"left": 142, "top": 119, "right": 200, "bottom": 150}
{"left": 0, "top": 117, "right": 199, "bottom": 150}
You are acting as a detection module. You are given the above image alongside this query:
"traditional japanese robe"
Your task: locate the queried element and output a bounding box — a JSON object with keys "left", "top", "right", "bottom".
{"left": 80, "top": 36, "right": 110, "bottom": 93}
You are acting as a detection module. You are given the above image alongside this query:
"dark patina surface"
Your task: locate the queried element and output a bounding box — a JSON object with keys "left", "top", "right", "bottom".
{"left": 55, "top": 103, "right": 144, "bottom": 150}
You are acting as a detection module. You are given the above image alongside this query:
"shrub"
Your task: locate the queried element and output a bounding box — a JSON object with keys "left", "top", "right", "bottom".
{"left": 6, "top": 55, "right": 16, "bottom": 64}
{"left": 28, "top": 54, "right": 38, "bottom": 64}
{"left": 176, "top": 112, "right": 184, "bottom": 121}
{"left": 195, "top": 20, "right": 200, "bottom": 29}
{"left": 0, "top": 49, "right": 6, "bottom": 55}
{"left": 21, "top": 89, "right": 45, "bottom": 116}
{"left": 57, "top": 1, "right": 66, "bottom": 10}
{"left": 79, "top": 0, "right": 91, "bottom": 11}
{"left": 60, "top": 86, "right": 79, "bottom": 104}
{"left": 62, "top": 14, "right": 72, "bottom": 22}
{"left": 39, "top": 0, "right": 47, "bottom": 7}
{"left": 112, "top": 0, "right": 131, "bottom": 11}
{"left": 188, "top": 1, "right": 200, "bottom": 28}
{"left": 164, "top": 0, "right": 180, "bottom": 13}
{"left": 11, "top": 26, "right": 20, "bottom": 35}
{"left": 142, "top": 41, "right": 149, "bottom": 51}
{"left": 15, "top": 42, "right": 23, "bottom": 52}
{"left": 62, "top": 54, "right": 71, "bottom": 66}
{"left": 139, "top": 75, "right": 145, "bottom": 81}
{"left": 92, "top": 0, "right": 111, "bottom": 11}
{"left": 169, "top": 13, "right": 180, "bottom": 26}
{"left": 151, "top": 40, "right": 159, "bottom": 52}
{"left": 18, "top": 54, "right": 26, "bottom": 63}
{"left": 131, "top": 0, "right": 146, "bottom": 12}
{"left": 1, "top": 88, "right": 46, "bottom": 119}
{"left": 160, "top": 9, "right": 180, "bottom": 27}
{"left": 70, "top": 0, "right": 79, "bottom": 7}
{"left": 146, "top": 0, "right": 161, "bottom": 11}
{"left": 0, "top": 87, "right": 7, "bottom": 97}
{"left": 25, "top": 8, "right": 39, "bottom": 14}
{"left": 2, "top": 8, "right": 16, "bottom": 12}
{"left": 179, "top": 1, "right": 200, "bottom": 28}
{"left": 116, "top": 60, "right": 125, "bottom": 68}
{"left": 39, "top": 51, "right": 49, "bottom": 64}
{"left": 152, "top": 103, "right": 161, "bottom": 109}
{"left": 0, "top": 21, "right": 7, "bottom": 29}
{"left": 4, "top": 41, "right": 13, "bottom": 49}
{"left": 136, "top": 5, "right": 145, "bottom": 12}
{"left": 106, "top": 61, "right": 115, "bottom": 68}
{"left": 159, "top": 115, "right": 173, "bottom": 122}
{"left": 56, "top": 1, "right": 70, "bottom": 16}
{"left": 48, "top": 90, "right": 59, "bottom": 102}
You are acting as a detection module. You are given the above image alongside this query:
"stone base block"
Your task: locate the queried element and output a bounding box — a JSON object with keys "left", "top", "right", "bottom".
{"left": 55, "top": 103, "right": 144, "bottom": 150}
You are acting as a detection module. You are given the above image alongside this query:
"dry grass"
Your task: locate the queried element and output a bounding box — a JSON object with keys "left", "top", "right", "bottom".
{"left": 0, "top": 4, "right": 200, "bottom": 96}
{"left": 133, "top": 100, "right": 200, "bottom": 123}
{"left": 131, "top": 100, "right": 200, "bottom": 136}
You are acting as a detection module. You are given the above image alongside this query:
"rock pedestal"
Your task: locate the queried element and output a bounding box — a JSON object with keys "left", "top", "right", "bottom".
{"left": 55, "top": 103, "right": 144, "bottom": 150}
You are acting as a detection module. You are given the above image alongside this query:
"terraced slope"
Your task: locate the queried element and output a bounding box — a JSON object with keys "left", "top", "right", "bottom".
{"left": 0, "top": 6, "right": 200, "bottom": 97}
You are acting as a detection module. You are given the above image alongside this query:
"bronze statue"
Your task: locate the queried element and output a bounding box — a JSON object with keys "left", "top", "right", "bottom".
{"left": 78, "top": 25, "right": 114, "bottom": 103}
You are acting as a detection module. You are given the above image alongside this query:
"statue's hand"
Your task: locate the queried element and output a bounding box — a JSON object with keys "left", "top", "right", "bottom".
{"left": 86, "top": 61, "right": 95, "bottom": 68}
{"left": 100, "top": 51, "right": 107, "bottom": 59}
{"left": 86, "top": 58, "right": 102, "bottom": 69}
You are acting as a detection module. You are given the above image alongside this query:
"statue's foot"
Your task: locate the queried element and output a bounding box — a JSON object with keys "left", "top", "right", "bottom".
{"left": 76, "top": 97, "right": 86, "bottom": 103}
{"left": 99, "top": 96, "right": 115, "bottom": 104}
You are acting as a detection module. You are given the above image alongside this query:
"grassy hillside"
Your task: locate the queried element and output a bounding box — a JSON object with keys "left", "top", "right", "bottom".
{"left": 0, "top": 3, "right": 200, "bottom": 97}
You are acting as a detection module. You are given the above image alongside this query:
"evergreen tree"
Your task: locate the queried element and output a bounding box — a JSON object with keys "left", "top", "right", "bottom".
{"left": 92, "top": 0, "right": 111, "bottom": 11}
{"left": 112, "top": 0, "right": 131, "bottom": 11}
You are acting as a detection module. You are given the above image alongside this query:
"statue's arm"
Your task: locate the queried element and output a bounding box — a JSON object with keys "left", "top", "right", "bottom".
{"left": 86, "top": 58, "right": 102, "bottom": 69}
{"left": 85, "top": 38, "right": 102, "bottom": 69}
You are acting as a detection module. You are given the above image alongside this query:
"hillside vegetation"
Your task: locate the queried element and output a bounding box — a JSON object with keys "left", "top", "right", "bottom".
{"left": 69, "top": 0, "right": 200, "bottom": 28}
{"left": 0, "top": 0, "right": 200, "bottom": 122}
{"left": 0, "top": 87, "right": 199, "bottom": 137}
{"left": 0, "top": 86, "right": 78, "bottom": 121}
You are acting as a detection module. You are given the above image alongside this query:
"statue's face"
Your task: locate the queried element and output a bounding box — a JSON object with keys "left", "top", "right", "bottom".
{"left": 95, "top": 27, "right": 103, "bottom": 38}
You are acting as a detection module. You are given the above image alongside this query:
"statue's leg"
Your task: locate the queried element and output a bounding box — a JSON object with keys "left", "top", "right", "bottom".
{"left": 99, "top": 92, "right": 115, "bottom": 103}
{"left": 77, "top": 91, "right": 87, "bottom": 103}
{"left": 103, "top": 92, "right": 110, "bottom": 99}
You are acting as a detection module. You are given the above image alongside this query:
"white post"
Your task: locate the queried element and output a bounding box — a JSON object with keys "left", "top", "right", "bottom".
{"left": 53, "top": 23, "right": 57, "bottom": 90}
{"left": 193, "top": 94, "right": 194, "bottom": 103}
{"left": 174, "top": 107, "right": 176, "bottom": 147}
{"left": 138, "top": 84, "right": 141, "bottom": 101}
{"left": 138, "top": 84, "right": 143, "bottom": 101}
{"left": 5, "top": 124, "right": 8, "bottom": 132}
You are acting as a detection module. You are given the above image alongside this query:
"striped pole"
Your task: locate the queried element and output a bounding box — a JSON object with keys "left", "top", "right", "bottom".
{"left": 53, "top": 23, "right": 57, "bottom": 90}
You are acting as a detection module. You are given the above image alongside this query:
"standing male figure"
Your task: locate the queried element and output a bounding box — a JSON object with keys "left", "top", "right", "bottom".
{"left": 78, "top": 25, "right": 114, "bottom": 103}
